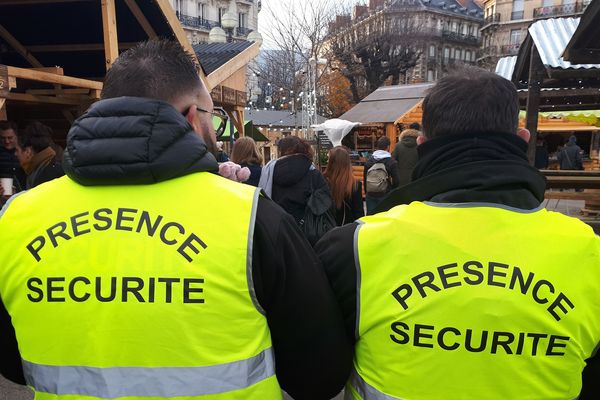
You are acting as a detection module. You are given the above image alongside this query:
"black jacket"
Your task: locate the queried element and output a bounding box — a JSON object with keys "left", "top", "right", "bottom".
{"left": 0, "top": 146, "right": 26, "bottom": 191}
{"left": 363, "top": 153, "right": 400, "bottom": 197}
{"left": 316, "top": 132, "right": 599, "bottom": 398}
{"left": 26, "top": 159, "right": 65, "bottom": 189}
{"left": 272, "top": 154, "right": 330, "bottom": 223}
{"left": 334, "top": 181, "right": 364, "bottom": 226}
{"left": 241, "top": 162, "right": 262, "bottom": 187}
{"left": 391, "top": 135, "right": 419, "bottom": 187}
{"left": 0, "top": 97, "right": 352, "bottom": 400}
{"left": 558, "top": 142, "right": 583, "bottom": 170}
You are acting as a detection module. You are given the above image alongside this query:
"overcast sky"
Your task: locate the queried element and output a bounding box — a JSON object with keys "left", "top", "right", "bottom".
{"left": 258, "top": 0, "right": 359, "bottom": 49}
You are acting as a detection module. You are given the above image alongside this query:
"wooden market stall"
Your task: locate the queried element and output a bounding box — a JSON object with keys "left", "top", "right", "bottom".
{"left": 0, "top": 0, "right": 260, "bottom": 143}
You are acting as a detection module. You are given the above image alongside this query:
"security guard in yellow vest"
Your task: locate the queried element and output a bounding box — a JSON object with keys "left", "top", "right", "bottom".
{"left": 0, "top": 40, "right": 352, "bottom": 400}
{"left": 316, "top": 69, "right": 600, "bottom": 399}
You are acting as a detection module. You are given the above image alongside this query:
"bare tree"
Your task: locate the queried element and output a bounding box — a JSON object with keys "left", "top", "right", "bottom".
{"left": 329, "top": 12, "right": 425, "bottom": 102}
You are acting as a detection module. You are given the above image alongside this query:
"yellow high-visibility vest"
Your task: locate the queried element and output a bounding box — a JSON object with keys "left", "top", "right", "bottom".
{"left": 348, "top": 201, "right": 600, "bottom": 400}
{"left": 0, "top": 173, "right": 281, "bottom": 400}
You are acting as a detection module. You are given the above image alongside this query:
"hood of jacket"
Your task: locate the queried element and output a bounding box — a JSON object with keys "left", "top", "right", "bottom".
{"left": 273, "top": 154, "right": 313, "bottom": 187}
{"left": 63, "top": 97, "right": 218, "bottom": 186}
{"left": 400, "top": 135, "right": 418, "bottom": 148}
{"left": 372, "top": 150, "right": 391, "bottom": 161}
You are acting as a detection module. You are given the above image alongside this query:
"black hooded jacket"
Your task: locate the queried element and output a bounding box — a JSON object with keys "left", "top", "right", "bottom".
{"left": 271, "top": 154, "right": 330, "bottom": 223}
{"left": 315, "top": 132, "right": 599, "bottom": 398}
{"left": 0, "top": 97, "right": 352, "bottom": 400}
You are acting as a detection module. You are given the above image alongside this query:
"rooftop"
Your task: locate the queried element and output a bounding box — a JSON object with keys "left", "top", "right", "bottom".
{"left": 193, "top": 41, "right": 254, "bottom": 75}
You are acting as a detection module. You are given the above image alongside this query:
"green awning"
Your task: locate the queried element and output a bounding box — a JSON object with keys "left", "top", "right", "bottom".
{"left": 218, "top": 119, "right": 269, "bottom": 142}
{"left": 519, "top": 110, "right": 600, "bottom": 127}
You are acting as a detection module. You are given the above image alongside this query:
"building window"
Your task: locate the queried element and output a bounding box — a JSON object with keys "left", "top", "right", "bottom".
{"left": 465, "top": 50, "right": 471, "bottom": 61}
{"left": 198, "top": 2, "right": 205, "bottom": 19}
{"left": 452, "top": 21, "right": 458, "bottom": 32}
{"left": 443, "top": 47, "right": 450, "bottom": 61}
{"left": 427, "top": 70, "right": 435, "bottom": 82}
{"left": 511, "top": 0, "right": 524, "bottom": 20}
{"left": 218, "top": 8, "right": 226, "bottom": 25}
{"left": 543, "top": 0, "right": 553, "bottom": 5}
{"left": 510, "top": 29, "right": 521, "bottom": 45}
{"left": 429, "top": 45, "right": 436, "bottom": 57}
{"left": 174, "top": 0, "right": 182, "bottom": 15}
{"left": 239, "top": 12, "right": 247, "bottom": 28}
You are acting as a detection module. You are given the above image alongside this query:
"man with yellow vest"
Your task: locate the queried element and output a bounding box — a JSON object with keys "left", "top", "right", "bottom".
{"left": 316, "top": 68, "right": 600, "bottom": 399}
{"left": 0, "top": 40, "right": 352, "bottom": 399}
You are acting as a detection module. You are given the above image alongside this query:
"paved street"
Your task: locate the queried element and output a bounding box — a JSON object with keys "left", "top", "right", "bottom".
{"left": 0, "top": 376, "right": 31, "bottom": 400}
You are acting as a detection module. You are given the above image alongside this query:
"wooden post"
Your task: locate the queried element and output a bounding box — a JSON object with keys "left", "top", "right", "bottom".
{"left": 525, "top": 44, "right": 545, "bottom": 165}
{"left": 101, "top": 0, "right": 119, "bottom": 71}
{"left": 0, "top": 98, "right": 6, "bottom": 120}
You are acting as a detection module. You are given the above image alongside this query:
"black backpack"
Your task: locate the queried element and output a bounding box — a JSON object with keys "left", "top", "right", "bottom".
{"left": 299, "top": 173, "right": 336, "bottom": 246}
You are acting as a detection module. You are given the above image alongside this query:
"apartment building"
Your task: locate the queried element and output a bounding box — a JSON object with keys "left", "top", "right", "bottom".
{"left": 171, "top": 0, "right": 260, "bottom": 45}
{"left": 327, "top": 0, "right": 484, "bottom": 84}
{"left": 480, "top": 0, "right": 591, "bottom": 68}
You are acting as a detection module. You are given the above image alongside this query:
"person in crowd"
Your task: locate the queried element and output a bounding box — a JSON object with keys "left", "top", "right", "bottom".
{"left": 215, "top": 140, "right": 229, "bottom": 162}
{"left": 392, "top": 127, "right": 420, "bottom": 187}
{"left": 15, "top": 121, "right": 64, "bottom": 189}
{"left": 534, "top": 135, "right": 549, "bottom": 170}
{"left": 316, "top": 68, "right": 600, "bottom": 399}
{"left": 324, "top": 146, "right": 364, "bottom": 226}
{"left": 260, "top": 135, "right": 330, "bottom": 225}
{"left": 0, "top": 40, "right": 351, "bottom": 400}
{"left": 363, "top": 136, "right": 400, "bottom": 214}
{"left": 231, "top": 136, "right": 262, "bottom": 186}
{"left": 0, "top": 121, "right": 27, "bottom": 193}
{"left": 557, "top": 135, "right": 583, "bottom": 170}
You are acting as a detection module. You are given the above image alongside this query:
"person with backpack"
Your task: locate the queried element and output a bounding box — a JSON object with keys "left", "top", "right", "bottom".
{"left": 363, "top": 136, "right": 400, "bottom": 214}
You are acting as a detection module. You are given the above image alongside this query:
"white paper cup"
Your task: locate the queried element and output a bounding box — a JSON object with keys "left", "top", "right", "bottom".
{"left": 1, "top": 177, "right": 13, "bottom": 196}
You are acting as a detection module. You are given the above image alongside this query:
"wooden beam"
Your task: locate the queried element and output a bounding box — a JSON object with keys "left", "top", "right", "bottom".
{"left": 101, "top": 0, "right": 119, "bottom": 71}
{"left": 154, "top": 0, "right": 209, "bottom": 89}
{"left": 230, "top": 108, "right": 245, "bottom": 137}
{"left": 0, "top": 23, "right": 43, "bottom": 68}
{"left": 123, "top": 0, "right": 157, "bottom": 39}
{"left": 206, "top": 42, "right": 261, "bottom": 91}
{"left": 525, "top": 44, "right": 544, "bottom": 165}
{"left": 7, "top": 66, "right": 103, "bottom": 90}
{"left": 0, "top": 99, "right": 6, "bottom": 120}
{"left": 0, "top": 0, "right": 91, "bottom": 5}
{"left": 26, "top": 88, "right": 91, "bottom": 95}
{"left": 6, "top": 92, "right": 87, "bottom": 105}
{"left": 27, "top": 43, "right": 138, "bottom": 53}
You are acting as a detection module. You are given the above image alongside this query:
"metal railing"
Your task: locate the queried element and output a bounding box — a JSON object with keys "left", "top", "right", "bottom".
{"left": 483, "top": 13, "right": 501, "bottom": 26}
{"left": 441, "top": 29, "right": 480, "bottom": 45}
{"left": 176, "top": 12, "right": 219, "bottom": 30}
{"left": 501, "top": 43, "right": 521, "bottom": 56}
{"left": 236, "top": 27, "right": 252, "bottom": 36}
{"left": 533, "top": 1, "right": 588, "bottom": 19}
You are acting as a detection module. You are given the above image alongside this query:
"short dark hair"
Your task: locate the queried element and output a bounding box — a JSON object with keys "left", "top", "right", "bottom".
{"left": 422, "top": 67, "right": 519, "bottom": 139}
{"left": 409, "top": 122, "right": 421, "bottom": 130}
{"left": 18, "top": 122, "right": 53, "bottom": 153}
{"left": 0, "top": 121, "right": 17, "bottom": 133}
{"left": 101, "top": 39, "right": 202, "bottom": 103}
{"left": 278, "top": 135, "right": 314, "bottom": 158}
{"left": 376, "top": 136, "right": 390, "bottom": 150}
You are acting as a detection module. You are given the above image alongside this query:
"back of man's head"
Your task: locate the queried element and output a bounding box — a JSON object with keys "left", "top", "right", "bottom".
{"left": 422, "top": 67, "right": 519, "bottom": 139}
{"left": 101, "top": 39, "right": 202, "bottom": 104}
{"left": 376, "top": 136, "right": 390, "bottom": 150}
{"left": 19, "top": 122, "right": 53, "bottom": 153}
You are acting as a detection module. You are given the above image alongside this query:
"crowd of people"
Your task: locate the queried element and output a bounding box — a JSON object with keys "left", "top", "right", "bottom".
{"left": 1, "top": 39, "right": 599, "bottom": 400}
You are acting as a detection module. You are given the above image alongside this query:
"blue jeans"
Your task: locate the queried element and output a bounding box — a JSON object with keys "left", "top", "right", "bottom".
{"left": 366, "top": 195, "right": 384, "bottom": 215}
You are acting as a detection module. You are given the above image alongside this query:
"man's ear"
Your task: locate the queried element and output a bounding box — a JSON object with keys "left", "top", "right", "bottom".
{"left": 185, "top": 105, "right": 201, "bottom": 133}
{"left": 517, "top": 128, "right": 531, "bottom": 144}
{"left": 417, "top": 135, "right": 427, "bottom": 145}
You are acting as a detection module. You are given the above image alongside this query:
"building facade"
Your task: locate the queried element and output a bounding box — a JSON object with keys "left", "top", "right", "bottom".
{"left": 479, "top": 0, "right": 591, "bottom": 68}
{"left": 171, "top": 0, "right": 260, "bottom": 45}
{"left": 327, "top": 0, "right": 484, "bottom": 84}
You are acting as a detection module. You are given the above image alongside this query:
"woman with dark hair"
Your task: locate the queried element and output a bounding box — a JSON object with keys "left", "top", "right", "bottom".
{"left": 259, "top": 135, "right": 330, "bottom": 225}
{"left": 231, "top": 136, "right": 263, "bottom": 186}
{"left": 325, "top": 146, "right": 364, "bottom": 225}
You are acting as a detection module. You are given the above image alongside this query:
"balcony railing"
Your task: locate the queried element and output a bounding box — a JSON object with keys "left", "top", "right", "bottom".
{"left": 511, "top": 10, "right": 524, "bottom": 20}
{"left": 236, "top": 27, "right": 252, "bottom": 36}
{"left": 483, "top": 13, "right": 501, "bottom": 27}
{"left": 176, "top": 12, "right": 219, "bottom": 30}
{"left": 533, "top": 1, "right": 589, "bottom": 19}
{"left": 441, "top": 29, "right": 480, "bottom": 45}
{"left": 501, "top": 43, "right": 521, "bottom": 56}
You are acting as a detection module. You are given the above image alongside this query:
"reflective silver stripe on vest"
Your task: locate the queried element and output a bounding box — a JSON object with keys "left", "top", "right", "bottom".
{"left": 348, "top": 370, "right": 403, "bottom": 400}
{"left": 23, "top": 347, "right": 275, "bottom": 398}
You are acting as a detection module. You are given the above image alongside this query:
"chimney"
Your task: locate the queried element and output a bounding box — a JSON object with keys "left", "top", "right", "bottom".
{"left": 353, "top": 5, "right": 369, "bottom": 19}
{"left": 455, "top": 0, "right": 470, "bottom": 7}
{"left": 369, "top": 0, "right": 385, "bottom": 10}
